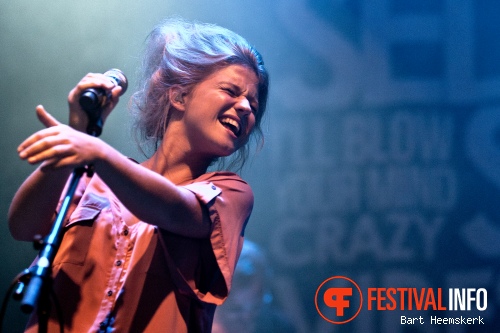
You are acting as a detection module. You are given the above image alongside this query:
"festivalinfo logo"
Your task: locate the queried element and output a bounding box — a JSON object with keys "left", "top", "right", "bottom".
{"left": 314, "top": 276, "right": 487, "bottom": 326}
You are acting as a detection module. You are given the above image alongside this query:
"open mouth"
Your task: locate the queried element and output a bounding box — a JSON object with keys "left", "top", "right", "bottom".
{"left": 220, "top": 116, "right": 241, "bottom": 137}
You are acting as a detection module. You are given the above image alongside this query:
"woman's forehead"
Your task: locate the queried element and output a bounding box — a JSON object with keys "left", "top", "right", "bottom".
{"left": 213, "top": 65, "right": 258, "bottom": 84}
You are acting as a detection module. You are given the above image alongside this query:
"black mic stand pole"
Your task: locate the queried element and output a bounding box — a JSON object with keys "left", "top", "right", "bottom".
{"left": 14, "top": 112, "right": 103, "bottom": 333}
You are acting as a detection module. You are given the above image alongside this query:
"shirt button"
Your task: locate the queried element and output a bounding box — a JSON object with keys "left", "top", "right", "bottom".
{"left": 116, "top": 260, "right": 122, "bottom": 266}
{"left": 107, "top": 290, "right": 113, "bottom": 297}
{"left": 123, "top": 229, "right": 129, "bottom": 236}
{"left": 211, "top": 185, "right": 216, "bottom": 190}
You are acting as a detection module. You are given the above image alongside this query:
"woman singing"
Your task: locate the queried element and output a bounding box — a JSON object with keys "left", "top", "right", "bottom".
{"left": 8, "top": 17, "right": 269, "bottom": 332}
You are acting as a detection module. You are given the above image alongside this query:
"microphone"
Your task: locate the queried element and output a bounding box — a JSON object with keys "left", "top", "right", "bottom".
{"left": 79, "top": 68, "right": 128, "bottom": 136}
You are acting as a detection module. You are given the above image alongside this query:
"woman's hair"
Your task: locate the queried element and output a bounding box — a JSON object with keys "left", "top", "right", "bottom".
{"left": 130, "top": 17, "right": 269, "bottom": 171}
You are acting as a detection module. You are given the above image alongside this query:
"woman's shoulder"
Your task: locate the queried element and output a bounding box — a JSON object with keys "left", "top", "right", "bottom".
{"left": 190, "top": 171, "right": 253, "bottom": 201}
{"left": 195, "top": 171, "right": 246, "bottom": 183}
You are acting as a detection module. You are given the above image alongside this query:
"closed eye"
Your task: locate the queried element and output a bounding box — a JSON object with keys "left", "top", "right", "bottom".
{"left": 222, "top": 87, "right": 238, "bottom": 97}
{"left": 220, "top": 84, "right": 258, "bottom": 114}
{"left": 248, "top": 97, "right": 259, "bottom": 114}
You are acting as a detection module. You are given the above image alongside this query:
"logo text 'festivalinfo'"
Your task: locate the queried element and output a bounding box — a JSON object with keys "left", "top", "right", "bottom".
{"left": 315, "top": 276, "right": 487, "bottom": 325}
{"left": 367, "top": 287, "right": 487, "bottom": 311}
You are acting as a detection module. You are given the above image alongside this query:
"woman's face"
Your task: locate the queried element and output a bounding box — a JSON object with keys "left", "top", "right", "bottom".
{"left": 181, "top": 64, "right": 260, "bottom": 158}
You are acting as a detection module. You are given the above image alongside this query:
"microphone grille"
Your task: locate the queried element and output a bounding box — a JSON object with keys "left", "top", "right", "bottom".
{"left": 104, "top": 68, "right": 128, "bottom": 95}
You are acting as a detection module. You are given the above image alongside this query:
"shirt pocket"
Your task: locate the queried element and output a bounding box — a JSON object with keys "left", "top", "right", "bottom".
{"left": 52, "top": 204, "right": 101, "bottom": 267}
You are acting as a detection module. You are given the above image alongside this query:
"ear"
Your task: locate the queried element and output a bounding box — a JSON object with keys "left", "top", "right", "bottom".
{"left": 169, "top": 86, "right": 188, "bottom": 111}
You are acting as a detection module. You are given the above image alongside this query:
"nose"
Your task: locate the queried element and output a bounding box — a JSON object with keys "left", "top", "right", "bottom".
{"left": 235, "top": 96, "right": 252, "bottom": 115}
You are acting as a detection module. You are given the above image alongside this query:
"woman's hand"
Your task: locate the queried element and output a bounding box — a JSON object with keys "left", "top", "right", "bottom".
{"left": 67, "top": 72, "right": 123, "bottom": 132}
{"left": 18, "top": 105, "right": 105, "bottom": 170}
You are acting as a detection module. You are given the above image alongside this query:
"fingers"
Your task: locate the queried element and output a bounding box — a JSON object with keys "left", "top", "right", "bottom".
{"left": 36, "top": 105, "right": 61, "bottom": 127}
{"left": 17, "top": 121, "right": 102, "bottom": 168}
{"left": 100, "top": 85, "right": 122, "bottom": 120}
{"left": 18, "top": 127, "right": 66, "bottom": 162}
{"left": 70, "top": 73, "right": 117, "bottom": 96}
{"left": 68, "top": 72, "right": 122, "bottom": 131}
{"left": 24, "top": 144, "right": 71, "bottom": 166}
{"left": 68, "top": 72, "right": 120, "bottom": 107}
{"left": 18, "top": 106, "right": 64, "bottom": 158}
{"left": 39, "top": 156, "right": 77, "bottom": 171}
{"left": 110, "top": 85, "right": 123, "bottom": 100}
{"left": 18, "top": 126, "right": 86, "bottom": 167}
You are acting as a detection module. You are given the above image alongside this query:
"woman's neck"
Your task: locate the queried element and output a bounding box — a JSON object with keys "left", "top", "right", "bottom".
{"left": 143, "top": 118, "right": 214, "bottom": 184}
{"left": 141, "top": 148, "right": 211, "bottom": 185}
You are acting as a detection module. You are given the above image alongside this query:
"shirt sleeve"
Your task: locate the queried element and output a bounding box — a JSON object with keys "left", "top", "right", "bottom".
{"left": 182, "top": 172, "right": 254, "bottom": 303}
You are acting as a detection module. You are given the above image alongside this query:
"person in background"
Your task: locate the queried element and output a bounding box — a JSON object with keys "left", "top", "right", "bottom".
{"left": 8, "top": 17, "right": 269, "bottom": 332}
{"left": 212, "top": 240, "right": 295, "bottom": 333}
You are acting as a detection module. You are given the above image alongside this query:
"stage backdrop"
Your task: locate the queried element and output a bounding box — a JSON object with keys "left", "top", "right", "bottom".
{"left": 1, "top": 0, "right": 500, "bottom": 332}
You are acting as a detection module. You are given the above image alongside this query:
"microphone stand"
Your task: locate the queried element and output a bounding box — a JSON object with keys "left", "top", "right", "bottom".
{"left": 2, "top": 69, "right": 126, "bottom": 333}
{"left": 12, "top": 113, "right": 102, "bottom": 333}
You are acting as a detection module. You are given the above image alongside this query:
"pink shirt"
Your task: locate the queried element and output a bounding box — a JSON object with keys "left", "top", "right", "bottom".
{"left": 25, "top": 171, "right": 253, "bottom": 332}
